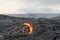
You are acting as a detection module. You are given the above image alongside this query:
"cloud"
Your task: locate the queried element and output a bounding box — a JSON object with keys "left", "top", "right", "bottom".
{"left": 17, "top": 7, "right": 60, "bottom": 13}
{"left": 17, "top": 0, "right": 60, "bottom": 13}
{"left": 22, "top": 0, "right": 60, "bottom": 4}
{"left": 0, "top": 0, "right": 60, "bottom": 14}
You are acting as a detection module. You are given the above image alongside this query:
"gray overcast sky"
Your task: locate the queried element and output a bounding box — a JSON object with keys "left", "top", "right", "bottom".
{"left": 0, "top": 0, "right": 60, "bottom": 14}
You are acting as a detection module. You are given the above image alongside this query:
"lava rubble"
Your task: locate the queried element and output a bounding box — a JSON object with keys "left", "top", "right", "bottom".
{"left": 0, "top": 15, "right": 60, "bottom": 40}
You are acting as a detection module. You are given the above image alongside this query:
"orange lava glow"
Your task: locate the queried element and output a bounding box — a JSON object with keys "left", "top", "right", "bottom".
{"left": 24, "top": 23, "right": 33, "bottom": 35}
{"left": 21, "top": 29, "right": 25, "bottom": 33}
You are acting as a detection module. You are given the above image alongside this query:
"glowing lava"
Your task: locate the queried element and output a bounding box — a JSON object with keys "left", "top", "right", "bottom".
{"left": 24, "top": 23, "right": 33, "bottom": 35}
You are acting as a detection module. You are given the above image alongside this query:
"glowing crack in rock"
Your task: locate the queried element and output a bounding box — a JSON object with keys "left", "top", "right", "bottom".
{"left": 24, "top": 23, "right": 33, "bottom": 35}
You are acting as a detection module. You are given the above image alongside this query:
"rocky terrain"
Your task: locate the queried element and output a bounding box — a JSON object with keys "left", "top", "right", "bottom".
{"left": 0, "top": 14, "right": 60, "bottom": 40}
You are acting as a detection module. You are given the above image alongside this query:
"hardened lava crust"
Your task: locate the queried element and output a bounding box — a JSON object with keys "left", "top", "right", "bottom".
{"left": 0, "top": 15, "right": 60, "bottom": 40}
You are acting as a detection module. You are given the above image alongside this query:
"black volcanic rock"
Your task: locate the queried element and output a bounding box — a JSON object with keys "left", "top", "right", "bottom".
{"left": 0, "top": 15, "right": 60, "bottom": 40}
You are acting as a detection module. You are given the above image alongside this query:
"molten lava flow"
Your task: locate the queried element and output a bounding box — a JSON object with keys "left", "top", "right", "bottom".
{"left": 24, "top": 23, "right": 33, "bottom": 35}
{"left": 21, "top": 29, "right": 25, "bottom": 33}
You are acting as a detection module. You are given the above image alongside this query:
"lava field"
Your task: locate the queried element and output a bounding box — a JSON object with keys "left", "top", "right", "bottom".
{"left": 0, "top": 15, "right": 60, "bottom": 40}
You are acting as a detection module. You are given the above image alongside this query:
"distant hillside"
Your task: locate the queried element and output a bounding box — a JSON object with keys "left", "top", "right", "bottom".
{"left": 0, "top": 14, "right": 11, "bottom": 19}
{"left": 53, "top": 16, "right": 60, "bottom": 19}
{"left": 5, "top": 14, "right": 60, "bottom": 18}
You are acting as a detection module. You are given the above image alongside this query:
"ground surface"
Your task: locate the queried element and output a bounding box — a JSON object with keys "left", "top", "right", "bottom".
{"left": 0, "top": 15, "right": 60, "bottom": 40}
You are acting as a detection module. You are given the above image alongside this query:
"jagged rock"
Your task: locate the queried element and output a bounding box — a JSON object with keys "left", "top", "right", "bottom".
{"left": 0, "top": 15, "right": 60, "bottom": 40}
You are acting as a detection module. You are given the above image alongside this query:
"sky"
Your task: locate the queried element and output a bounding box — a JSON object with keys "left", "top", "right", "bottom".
{"left": 0, "top": 0, "right": 60, "bottom": 14}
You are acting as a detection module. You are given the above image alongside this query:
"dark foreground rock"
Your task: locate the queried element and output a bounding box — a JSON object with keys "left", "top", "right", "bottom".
{"left": 0, "top": 15, "right": 60, "bottom": 40}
